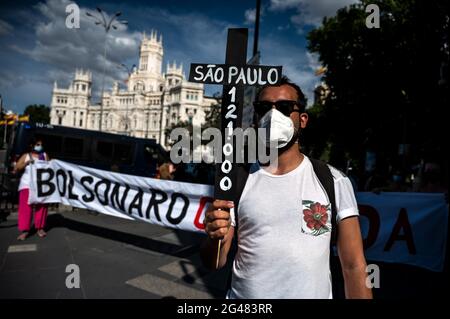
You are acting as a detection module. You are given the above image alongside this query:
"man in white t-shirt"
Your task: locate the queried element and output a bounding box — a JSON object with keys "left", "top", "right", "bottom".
{"left": 201, "top": 77, "right": 372, "bottom": 299}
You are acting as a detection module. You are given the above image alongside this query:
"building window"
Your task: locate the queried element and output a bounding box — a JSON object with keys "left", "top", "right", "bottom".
{"left": 58, "top": 117, "right": 62, "bottom": 125}
{"left": 73, "top": 111, "right": 76, "bottom": 126}
{"left": 134, "top": 82, "right": 145, "bottom": 91}
{"left": 194, "top": 108, "right": 197, "bottom": 114}
{"left": 82, "top": 84, "right": 86, "bottom": 91}
{"left": 140, "top": 55, "right": 148, "bottom": 71}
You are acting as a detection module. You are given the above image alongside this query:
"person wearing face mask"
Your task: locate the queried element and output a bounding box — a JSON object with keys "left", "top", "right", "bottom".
{"left": 201, "top": 77, "right": 371, "bottom": 299}
{"left": 14, "top": 137, "right": 50, "bottom": 241}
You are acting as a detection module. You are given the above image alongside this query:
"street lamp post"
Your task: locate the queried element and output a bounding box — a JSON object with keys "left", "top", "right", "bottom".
{"left": 86, "top": 7, "right": 127, "bottom": 132}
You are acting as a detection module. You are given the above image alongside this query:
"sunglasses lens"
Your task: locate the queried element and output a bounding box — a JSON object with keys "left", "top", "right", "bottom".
{"left": 253, "top": 100, "right": 298, "bottom": 117}
{"left": 254, "top": 101, "right": 272, "bottom": 116}
{"left": 275, "top": 101, "right": 296, "bottom": 116}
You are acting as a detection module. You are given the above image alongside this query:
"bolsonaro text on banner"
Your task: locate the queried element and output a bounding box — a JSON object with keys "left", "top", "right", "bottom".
{"left": 27, "top": 160, "right": 213, "bottom": 233}
{"left": 25, "top": 160, "right": 447, "bottom": 272}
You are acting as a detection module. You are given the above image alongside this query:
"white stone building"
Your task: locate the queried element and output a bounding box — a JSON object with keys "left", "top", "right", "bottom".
{"left": 50, "top": 31, "right": 217, "bottom": 149}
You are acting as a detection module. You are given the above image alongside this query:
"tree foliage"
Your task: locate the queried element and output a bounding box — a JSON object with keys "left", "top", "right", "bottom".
{"left": 203, "top": 92, "right": 221, "bottom": 129}
{"left": 23, "top": 104, "right": 50, "bottom": 124}
{"left": 306, "top": 0, "right": 449, "bottom": 172}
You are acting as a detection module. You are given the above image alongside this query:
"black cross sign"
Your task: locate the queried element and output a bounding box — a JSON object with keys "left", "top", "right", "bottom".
{"left": 189, "top": 28, "right": 282, "bottom": 200}
{"left": 189, "top": 28, "right": 282, "bottom": 268}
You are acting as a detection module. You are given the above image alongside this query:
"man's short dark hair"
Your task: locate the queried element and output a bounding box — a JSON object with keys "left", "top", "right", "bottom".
{"left": 256, "top": 76, "right": 307, "bottom": 112}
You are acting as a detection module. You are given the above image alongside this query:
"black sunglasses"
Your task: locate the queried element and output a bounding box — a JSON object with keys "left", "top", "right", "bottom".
{"left": 253, "top": 100, "right": 300, "bottom": 117}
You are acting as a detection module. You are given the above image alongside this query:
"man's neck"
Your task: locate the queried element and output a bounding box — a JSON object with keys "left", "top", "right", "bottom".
{"left": 264, "top": 143, "right": 304, "bottom": 175}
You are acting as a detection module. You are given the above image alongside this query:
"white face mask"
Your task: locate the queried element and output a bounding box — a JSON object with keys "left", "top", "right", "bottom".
{"left": 34, "top": 145, "right": 43, "bottom": 153}
{"left": 258, "top": 108, "right": 295, "bottom": 149}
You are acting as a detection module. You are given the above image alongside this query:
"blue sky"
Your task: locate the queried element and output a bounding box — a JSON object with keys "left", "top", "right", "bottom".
{"left": 0, "top": 0, "right": 357, "bottom": 113}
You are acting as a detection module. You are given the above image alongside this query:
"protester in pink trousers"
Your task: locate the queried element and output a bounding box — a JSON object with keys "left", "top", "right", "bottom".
{"left": 14, "top": 137, "right": 50, "bottom": 241}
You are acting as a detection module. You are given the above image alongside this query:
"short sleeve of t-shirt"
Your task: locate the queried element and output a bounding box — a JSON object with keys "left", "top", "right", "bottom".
{"left": 330, "top": 166, "right": 359, "bottom": 223}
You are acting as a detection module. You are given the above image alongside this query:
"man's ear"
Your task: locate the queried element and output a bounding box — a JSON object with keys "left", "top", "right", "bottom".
{"left": 299, "top": 112, "right": 308, "bottom": 129}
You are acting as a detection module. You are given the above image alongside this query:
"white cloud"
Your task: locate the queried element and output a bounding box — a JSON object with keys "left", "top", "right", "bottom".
{"left": 260, "top": 36, "right": 322, "bottom": 106}
{"left": 120, "top": 5, "right": 234, "bottom": 66}
{"left": 244, "top": 8, "right": 256, "bottom": 25}
{"left": 269, "top": 0, "right": 304, "bottom": 11}
{"left": 270, "top": 0, "right": 358, "bottom": 30}
{"left": 244, "top": 6, "right": 266, "bottom": 26}
{"left": 0, "top": 19, "right": 13, "bottom": 36}
{"left": 277, "top": 24, "right": 291, "bottom": 31}
{"left": 2, "top": 0, "right": 237, "bottom": 107}
{"left": 10, "top": 0, "right": 142, "bottom": 100}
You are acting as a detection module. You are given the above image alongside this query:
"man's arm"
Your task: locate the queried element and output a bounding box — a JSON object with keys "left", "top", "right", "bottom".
{"left": 201, "top": 226, "right": 235, "bottom": 270}
{"left": 15, "top": 154, "right": 29, "bottom": 172}
{"left": 200, "top": 200, "right": 235, "bottom": 270}
{"left": 337, "top": 216, "right": 373, "bottom": 299}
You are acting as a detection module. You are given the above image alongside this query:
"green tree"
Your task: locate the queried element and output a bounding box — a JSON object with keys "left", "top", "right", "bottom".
{"left": 307, "top": 0, "right": 449, "bottom": 171}
{"left": 23, "top": 104, "right": 50, "bottom": 124}
{"left": 203, "top": 92, "right": 221, "bottom": 129}
{"left": 164, "top": 119, "right": 192, "bottom": 147}
{"left": 164, "top": 92, "right": 222, "bottom": 148}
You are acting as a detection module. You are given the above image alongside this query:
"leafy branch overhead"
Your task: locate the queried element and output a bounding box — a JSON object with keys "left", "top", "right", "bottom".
{"left": 305, "top": 0, "right": 448, "bottom": 168}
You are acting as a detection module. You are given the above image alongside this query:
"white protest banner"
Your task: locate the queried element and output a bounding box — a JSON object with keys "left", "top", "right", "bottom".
{"left": 357, "top": 192, "right": 448, "bottom": 272}
{"left": 27, "top": 160, "right": 448, "bottom": 272}
{"left": 28, "top": 160, "right": 213, "bottom": 233}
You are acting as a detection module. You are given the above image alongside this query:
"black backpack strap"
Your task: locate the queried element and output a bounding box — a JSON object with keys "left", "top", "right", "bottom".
{"left": 310, "top": 158, "right": 342, "bottom": 299}
{"left": 234, "top": 160, "right": 338, "bottom": 245}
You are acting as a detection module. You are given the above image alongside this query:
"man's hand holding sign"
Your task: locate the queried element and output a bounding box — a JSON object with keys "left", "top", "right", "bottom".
{"left": 190, "top": 28, "right": 282, "bottom": 269}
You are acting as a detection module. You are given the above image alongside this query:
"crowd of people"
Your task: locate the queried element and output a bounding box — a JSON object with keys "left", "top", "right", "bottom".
{"left": 344, "top": 156, "right": 447, "bottom": 195}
